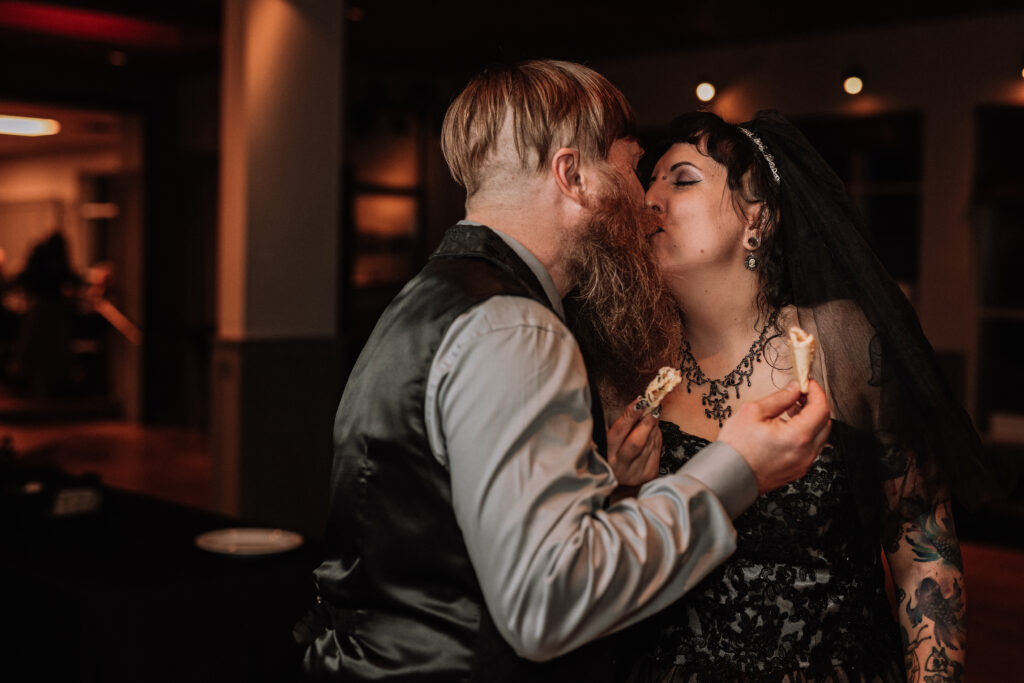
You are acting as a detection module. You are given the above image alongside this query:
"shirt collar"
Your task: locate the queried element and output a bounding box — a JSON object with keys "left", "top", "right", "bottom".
{"left": 457, "top": 220, "right": 565, "bottom": 320}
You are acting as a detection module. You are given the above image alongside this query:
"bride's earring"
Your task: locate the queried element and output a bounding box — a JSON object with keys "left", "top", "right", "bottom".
{"left": 744, "top": 235, "right": 760, "bottom": 270}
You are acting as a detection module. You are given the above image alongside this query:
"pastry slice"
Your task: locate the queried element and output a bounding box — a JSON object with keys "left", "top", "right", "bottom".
{"left": 643, "top": 367, "right": 682, "bottom": 415}
{"left": 787, "top": 326, "right": 816, "bottom": 393}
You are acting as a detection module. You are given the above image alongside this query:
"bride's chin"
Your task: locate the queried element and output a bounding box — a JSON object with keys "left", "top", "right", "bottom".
{"left": 651, "top": 244, "right": 676, "bottom": 268}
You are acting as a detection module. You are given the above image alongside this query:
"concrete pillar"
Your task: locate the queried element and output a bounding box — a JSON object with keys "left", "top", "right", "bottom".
{"left": 213, "top": 0, "right": 342, "bottom": 537}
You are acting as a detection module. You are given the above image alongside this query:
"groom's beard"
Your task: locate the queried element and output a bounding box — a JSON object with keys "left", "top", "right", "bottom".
{"left": 563, "top": 173, "right": 681, "bottom": 408}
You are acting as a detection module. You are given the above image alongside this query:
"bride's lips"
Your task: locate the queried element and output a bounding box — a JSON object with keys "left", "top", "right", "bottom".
{"left": 645, "top": 209, "right": 665, "bottom": 239}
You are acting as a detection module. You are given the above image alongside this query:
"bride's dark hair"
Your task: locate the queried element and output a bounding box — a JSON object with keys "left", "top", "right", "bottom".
{"left": 647, "top": 112, "right": 789, "bottom": 324}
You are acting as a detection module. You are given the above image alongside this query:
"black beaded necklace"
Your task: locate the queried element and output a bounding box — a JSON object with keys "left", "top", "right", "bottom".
{"left": 679, "top": 310, "right": 779, "bottom": 427}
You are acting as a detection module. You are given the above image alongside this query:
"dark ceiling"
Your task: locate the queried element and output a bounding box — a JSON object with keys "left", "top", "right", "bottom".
{"left": 341, "top": 0, "right": 1022, "bottom": 73}
{"left": 3, "top": 0, "right": 1022, "bottom": 78}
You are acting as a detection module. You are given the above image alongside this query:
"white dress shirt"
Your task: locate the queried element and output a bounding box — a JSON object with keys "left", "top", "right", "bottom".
{"left": 423, "top": 225, "right": 758, "bottom": 661}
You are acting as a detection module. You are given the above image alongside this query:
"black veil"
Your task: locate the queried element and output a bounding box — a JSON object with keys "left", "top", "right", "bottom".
{"left": 738, "top": 110, "right": 1013, "bottom": 544}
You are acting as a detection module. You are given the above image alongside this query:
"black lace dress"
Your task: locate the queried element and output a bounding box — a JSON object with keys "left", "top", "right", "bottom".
{"left": 621, "top": 422, "right": 905, "bottom": 683}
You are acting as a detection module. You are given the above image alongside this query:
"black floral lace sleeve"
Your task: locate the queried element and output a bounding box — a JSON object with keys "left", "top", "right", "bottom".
{"left": 619, "top": 422, "right": 906, "bottom": 683}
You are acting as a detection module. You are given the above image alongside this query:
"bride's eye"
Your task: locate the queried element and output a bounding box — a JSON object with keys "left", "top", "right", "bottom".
{"left": 672, "top": 169, "right": 701, "bottom": 187}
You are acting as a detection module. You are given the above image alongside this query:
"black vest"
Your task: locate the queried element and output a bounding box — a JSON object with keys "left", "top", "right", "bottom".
{"left": 303, "top": 225, "right": 613, "bottom": 681}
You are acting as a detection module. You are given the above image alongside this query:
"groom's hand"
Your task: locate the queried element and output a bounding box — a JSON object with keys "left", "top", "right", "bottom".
{"left": 605, "top": 398, "right": 662, "bottom": 488}
{"left": 719, "top": 380, "right": 832, "bottom": 494}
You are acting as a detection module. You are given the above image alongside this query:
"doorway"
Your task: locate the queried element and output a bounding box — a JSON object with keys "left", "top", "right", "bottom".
{"left": 0, "top": 101, "right": 144, "bottom": 421}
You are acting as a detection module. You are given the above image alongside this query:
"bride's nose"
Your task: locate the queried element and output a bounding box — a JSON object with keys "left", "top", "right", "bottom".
{"left": 645, "top": 188, "right": 662, "bottom": 213}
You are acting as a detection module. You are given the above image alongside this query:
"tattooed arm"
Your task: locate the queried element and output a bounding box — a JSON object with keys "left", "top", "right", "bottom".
{"left": 883, "top": 459, "right": 966, "bottom": 683}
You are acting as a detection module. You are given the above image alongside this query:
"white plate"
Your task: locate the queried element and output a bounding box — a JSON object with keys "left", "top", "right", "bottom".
{"left": 195, "top": 527, "right": 304, "bottom": 556}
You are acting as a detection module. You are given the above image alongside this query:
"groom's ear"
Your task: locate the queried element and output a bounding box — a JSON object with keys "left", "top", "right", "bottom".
{"left": 551, "top": 147, "right": 586, "bottom": 204}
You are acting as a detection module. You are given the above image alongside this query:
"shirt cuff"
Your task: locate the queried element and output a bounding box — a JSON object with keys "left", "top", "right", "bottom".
{"left": 672, "top": 441, "right": 758, "bottom": 519}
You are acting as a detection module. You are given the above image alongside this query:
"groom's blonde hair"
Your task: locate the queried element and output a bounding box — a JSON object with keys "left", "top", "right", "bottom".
{"left": 441, "top": 59, "right": 636, "bottom": 198}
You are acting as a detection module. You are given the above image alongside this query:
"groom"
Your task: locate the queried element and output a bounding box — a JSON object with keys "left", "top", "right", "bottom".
{"left": 300, "top": 60, "right": 832, "bottom": 681}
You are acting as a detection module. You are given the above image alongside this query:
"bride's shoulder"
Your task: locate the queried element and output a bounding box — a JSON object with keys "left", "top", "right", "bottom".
{"left": 777, "top": 305, "right": 800, "bottom": 330}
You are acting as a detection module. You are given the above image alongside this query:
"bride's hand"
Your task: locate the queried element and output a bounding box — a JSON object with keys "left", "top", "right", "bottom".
{"left": 605, "top": 397, "right": 663, "bottom": 489}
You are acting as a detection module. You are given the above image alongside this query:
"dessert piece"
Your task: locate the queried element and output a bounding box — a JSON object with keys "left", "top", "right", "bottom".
{"left": 642, "top": 367, "right": 683, "bottom": 415}
{"left": 788, "top": 326, "right": 817, "bottom": 393}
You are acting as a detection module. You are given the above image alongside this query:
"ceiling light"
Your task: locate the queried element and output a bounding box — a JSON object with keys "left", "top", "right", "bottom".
{"left": 843, "top": 67, "right": 864, "bottom": 95}
{"left": 843, "top": 77, "right": 863, "bottom": 95}
{"left": 0, "top": 115, "right": 61, "bottom": 136}
{"left": 696, "top": 81, "right": 716, "bottom": 103}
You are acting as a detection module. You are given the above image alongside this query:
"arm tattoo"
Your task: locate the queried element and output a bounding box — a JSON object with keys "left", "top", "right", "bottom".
{"left": 884, "top": 451, "right": 966, "bottom": 682}
{"left": 894, "top": 507, "right": 966, "bottom": 682}
{"left": 905, "top": 509, "right": 963, "bottom": 572}
{"left": 923, "top": 645, "right": 965, "bottom": 682}
{"left": 899, "top": 576, "right": 966, "bottom": 683}
{"left": 901, "top": 624, "right": 931, "bottom": 683}
{"left": 906, "top": 578, "right": 965, "bottom": 651}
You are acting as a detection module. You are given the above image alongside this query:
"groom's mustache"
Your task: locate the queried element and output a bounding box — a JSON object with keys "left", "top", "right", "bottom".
{"left": 645, "top": 215, "right": 665, "bottom": 238}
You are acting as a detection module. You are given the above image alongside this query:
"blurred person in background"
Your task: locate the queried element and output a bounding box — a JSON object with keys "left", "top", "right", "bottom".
{"left": 8, "top": 231, "right": 81, "bottom": 398}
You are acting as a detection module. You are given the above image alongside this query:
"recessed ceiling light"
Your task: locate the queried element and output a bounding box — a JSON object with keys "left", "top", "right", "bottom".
{"left": 843, "top": 67, "right": 864, "bottom": 95}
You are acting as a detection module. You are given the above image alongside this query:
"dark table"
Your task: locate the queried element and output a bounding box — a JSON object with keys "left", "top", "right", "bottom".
{"left": 4, "top": 475, "right": 320, "bottom": 682}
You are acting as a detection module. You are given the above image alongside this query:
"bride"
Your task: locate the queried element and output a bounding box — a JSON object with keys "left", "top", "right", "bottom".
{"left": 572, "top": 111, "right": 1001, "bottom": 682}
